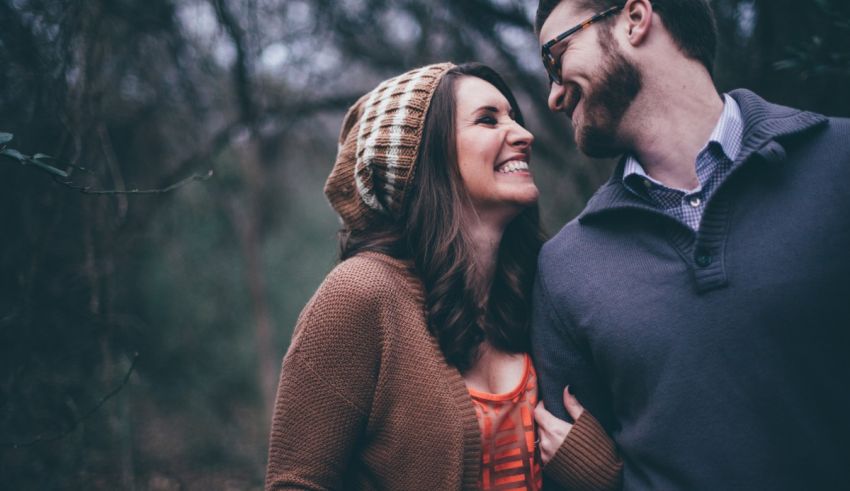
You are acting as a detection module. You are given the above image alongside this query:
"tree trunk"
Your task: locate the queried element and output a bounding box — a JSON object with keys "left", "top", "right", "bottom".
{"left": 225, "top": 144, "right": 278, "bottom": 422}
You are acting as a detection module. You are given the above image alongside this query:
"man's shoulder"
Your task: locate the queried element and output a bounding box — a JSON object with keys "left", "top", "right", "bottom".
{"left": 781, "top": 113, "right": 850, "bottom": 171}
{"left": 793, "top": 111, "right": 850, "bottom": 141}
{"left": 821, "top": 115, "right": 850, "bottom": 138}
{"left": 541, "top": 217, "right": 581, "bottom": 258}
{"left": 728, "top": 89, "right": 850, "bottom": 171}
{"left": 538, "top": 214, "right": 600, "bottom": 282}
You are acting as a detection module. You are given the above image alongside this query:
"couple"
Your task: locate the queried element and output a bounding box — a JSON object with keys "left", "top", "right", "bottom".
{"left": 266, "top": 0, "right": 850, "bottom": 489}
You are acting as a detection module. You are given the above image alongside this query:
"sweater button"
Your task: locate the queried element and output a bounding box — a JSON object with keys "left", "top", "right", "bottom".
{"left": 695, "top": 253, "right": 712, "bottom": 267}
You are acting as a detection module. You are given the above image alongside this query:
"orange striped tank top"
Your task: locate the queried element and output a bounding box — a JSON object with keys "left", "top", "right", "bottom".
{"left": 468, "top": 354, "right": 542, "bottom": 491}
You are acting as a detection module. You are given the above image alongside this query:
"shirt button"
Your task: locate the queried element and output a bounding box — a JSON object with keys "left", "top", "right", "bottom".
{"left": 688, "top": 196, "right": 702, "bottom": 207}
{"left": 695, "top": 253, "right": 712, "bottom": 267}
{"left": 643, "top": 179, "right": 652, "bottom": 189}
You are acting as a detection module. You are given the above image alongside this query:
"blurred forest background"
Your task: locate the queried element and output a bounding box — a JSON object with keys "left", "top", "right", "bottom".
{"left": 1, "top": 0, "right": 849, "bottom": 489}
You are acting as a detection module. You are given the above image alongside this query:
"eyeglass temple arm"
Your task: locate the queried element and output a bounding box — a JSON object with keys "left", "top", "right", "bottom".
{"left": 542, "top": 5, "right": 624, "bottom": 51}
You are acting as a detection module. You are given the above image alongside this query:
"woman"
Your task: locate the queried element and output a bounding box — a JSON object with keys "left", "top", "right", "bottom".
{"left": 265, "top": 62, "right": 621, "bottom": 490}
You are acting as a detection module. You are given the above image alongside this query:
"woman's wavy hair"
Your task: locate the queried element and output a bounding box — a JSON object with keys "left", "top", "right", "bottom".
{"left": 338, "top": 62, "right": 546, "bottom": 372}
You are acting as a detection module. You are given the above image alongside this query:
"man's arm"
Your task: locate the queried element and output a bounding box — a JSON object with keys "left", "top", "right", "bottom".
{"left": 532, "top": 267, "right": 622, "bottom": 490}
{"left": 531, "top": 267, "right": 614, "bottom": 429}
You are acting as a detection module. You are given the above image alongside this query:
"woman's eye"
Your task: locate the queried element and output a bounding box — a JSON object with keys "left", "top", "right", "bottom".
{"left": 476, "top": 115, "right": 498, "bottom": 125}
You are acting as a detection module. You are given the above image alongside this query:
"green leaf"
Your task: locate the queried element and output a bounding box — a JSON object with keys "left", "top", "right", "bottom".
{"left": 0, "top": 148, "right": 25, "bottom": 161}
{"left": 0, "top": 132, "right": 12, "bottom": 145}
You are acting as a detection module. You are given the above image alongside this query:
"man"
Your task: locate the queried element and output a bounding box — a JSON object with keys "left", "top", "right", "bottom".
{"left": 531, "top": 0, "right": 850, "bottom": 489}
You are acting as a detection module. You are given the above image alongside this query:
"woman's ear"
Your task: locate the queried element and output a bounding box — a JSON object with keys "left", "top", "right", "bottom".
{"left": 623, "top": 0, "right": 654, "bottom": 46}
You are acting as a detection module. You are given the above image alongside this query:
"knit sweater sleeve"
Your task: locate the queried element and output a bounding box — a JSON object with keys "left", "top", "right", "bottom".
{"left": 265, "top": 258, "right": 386, "bottom": 490}
{"left": 544, "top": 411, "right": 623, "bottom": 490}
{"left": 532, "top": 251, "right": 621, "bottom": 490}
{"left": 531, "top": 264, "right": 613, "bottom": 425}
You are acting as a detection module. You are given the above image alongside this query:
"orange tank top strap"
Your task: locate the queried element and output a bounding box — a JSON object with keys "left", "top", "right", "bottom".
{"left": 468, "top": 354, "right": 542, "bottom": 491}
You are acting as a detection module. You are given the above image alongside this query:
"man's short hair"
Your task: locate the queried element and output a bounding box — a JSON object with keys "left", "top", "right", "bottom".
{"left": 535, "top": 0, "right": 718, "bottom": 74}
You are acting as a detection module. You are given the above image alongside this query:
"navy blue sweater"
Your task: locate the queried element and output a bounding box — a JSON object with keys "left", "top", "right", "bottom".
{"left": 532, "top": 89, "right": 850, "bottom": 490}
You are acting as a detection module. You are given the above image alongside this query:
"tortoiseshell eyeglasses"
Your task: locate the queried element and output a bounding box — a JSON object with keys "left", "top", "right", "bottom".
{"left": 540, "top": 5, "right": 624, "bottom": 85}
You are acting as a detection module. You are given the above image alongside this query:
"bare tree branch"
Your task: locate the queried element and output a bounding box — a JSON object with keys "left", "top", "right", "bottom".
{"left": 157, "top": 93, "right": 359, "bottom": 186}
{"left": 212, "top": 0, "right": 257, "bottom": 124}
{"left": 2, "top": 352, "right": 140, "bottom": 449}
{"left": 60, "top": 169, "right": 214, "bottom": 195}
{"left": 1, "top": 137, "right": 214, "bottom": 195}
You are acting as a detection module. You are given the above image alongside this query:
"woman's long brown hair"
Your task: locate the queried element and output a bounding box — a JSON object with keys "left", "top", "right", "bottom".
{"left": 339, "top": 63, "right": 546, "bottom": 372}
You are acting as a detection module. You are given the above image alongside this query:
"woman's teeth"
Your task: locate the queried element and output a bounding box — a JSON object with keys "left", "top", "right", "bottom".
{"left": 496, "top": 161, "right": 529, "bottom": 174}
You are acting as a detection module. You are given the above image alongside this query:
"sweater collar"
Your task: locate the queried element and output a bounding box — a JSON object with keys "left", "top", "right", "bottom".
{"left": 728, "top": 88, "right": 827, "bottom": 166}
{"left": 578, "top": 89, "right": 828, "bottom": 223}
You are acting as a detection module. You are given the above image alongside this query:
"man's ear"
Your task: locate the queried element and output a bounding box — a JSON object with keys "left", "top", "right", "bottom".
{"left": 623, "top": 0, "right": 654, "bottom": 46}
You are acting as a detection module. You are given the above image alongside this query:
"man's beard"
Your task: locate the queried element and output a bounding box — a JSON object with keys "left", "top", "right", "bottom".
{"left": 571, "top": 38, "right": 642, "bottom": 158}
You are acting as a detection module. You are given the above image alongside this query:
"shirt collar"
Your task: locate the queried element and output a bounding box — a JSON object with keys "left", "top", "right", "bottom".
{"left": 622, "top": 94, "right": 744, "bottom": 191}
{"left": 706, "top": 93, "right": 743, "bottom": 163}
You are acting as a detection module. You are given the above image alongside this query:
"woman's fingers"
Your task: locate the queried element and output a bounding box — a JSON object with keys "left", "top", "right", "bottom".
{"left": 534, "top": 400, "right": 557, "bottom": 429}
{"left": 534, "top": 400, "right": 572, "bottom": 464}
{"left": 532, "top": 389, "right": 592, "bottom": 464}
{"left": 562, "top": 386, "right": 585, "bottom": 422}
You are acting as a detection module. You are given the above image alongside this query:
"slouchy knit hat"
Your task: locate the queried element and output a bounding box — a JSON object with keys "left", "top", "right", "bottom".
{"left": 324, "top": 62, "right": 456, "bottom": 231}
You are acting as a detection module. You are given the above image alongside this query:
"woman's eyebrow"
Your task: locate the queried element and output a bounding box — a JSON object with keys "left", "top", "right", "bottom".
{"left": 472, "top": 104, "right": 515, "bottom": 119}
{"left": 472, "top": 104, "right": 510, "bottom": 115}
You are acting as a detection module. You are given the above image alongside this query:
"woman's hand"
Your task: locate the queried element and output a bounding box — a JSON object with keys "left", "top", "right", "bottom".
{"left": 533, "top": 386, "right": 585, "bottom": 464}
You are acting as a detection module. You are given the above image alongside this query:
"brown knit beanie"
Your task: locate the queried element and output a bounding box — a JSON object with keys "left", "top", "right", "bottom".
{"left": 324, "top": 62, "right": 456, "bottom": 231}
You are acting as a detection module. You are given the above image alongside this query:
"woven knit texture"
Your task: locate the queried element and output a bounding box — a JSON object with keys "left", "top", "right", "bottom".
{"left": 265, "top": 252, "right": 480, "bottom": 490}
{"left": 544, "top": 412, "right": 623, "bottom": 491}
{"left": 265, "top": 252, "right": 622, "bottom": 490}
{"left": 324, "top": 63, "right": 455, "bottom": 231}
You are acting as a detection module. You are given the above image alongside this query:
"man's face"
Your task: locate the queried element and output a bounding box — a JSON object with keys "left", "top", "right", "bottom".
{"left": 539, "top": 1, "right": 642, "bottom": 158}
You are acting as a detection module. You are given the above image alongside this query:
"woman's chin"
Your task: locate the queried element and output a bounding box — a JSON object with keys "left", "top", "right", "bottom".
{"left": 504, "top": 182, "right": 540, "bottom": 207}
{"left": 501, "top": 190, "right": 541, "bottom": 219}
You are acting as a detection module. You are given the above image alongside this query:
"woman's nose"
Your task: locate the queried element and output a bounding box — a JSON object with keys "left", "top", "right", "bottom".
{"left": 508, "top": 121, "right": 534, "bottom": 148}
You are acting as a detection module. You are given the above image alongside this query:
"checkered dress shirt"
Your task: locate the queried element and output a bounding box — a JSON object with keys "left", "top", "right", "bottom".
{"left": 622, "top": 94, "right": 744, "bottom": 230}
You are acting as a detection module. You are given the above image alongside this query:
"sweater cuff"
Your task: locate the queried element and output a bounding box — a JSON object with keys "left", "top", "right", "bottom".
{"left": 543, "top": 411, "right": 623, "bottom": 491}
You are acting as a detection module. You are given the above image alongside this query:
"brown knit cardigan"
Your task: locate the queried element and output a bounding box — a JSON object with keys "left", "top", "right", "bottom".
{"left": 265, "top": 252, "right": 622, "bottom": 490}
